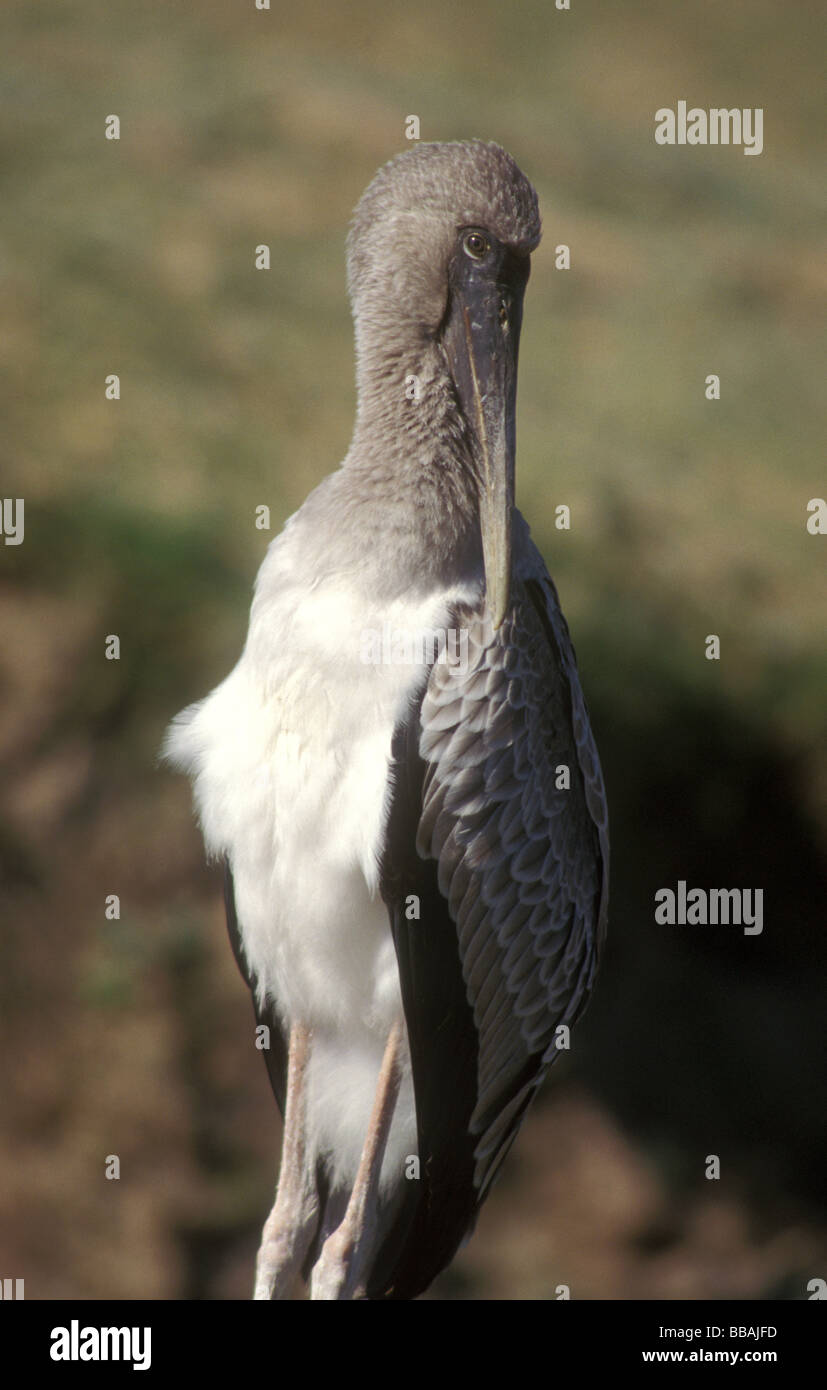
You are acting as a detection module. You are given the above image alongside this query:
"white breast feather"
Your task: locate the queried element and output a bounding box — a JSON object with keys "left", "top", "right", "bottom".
{"left": 165, "top": 523, "right": 477, "bottom": 1190}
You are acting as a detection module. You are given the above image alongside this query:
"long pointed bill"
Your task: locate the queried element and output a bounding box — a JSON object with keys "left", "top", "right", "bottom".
{"left": 444, "top": 258, "right": 526, "bottom": 629}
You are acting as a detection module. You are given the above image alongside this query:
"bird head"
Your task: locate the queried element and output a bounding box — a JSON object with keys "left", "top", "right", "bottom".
{"left": 347, "top": 141, "right": 542, "bottom": 626}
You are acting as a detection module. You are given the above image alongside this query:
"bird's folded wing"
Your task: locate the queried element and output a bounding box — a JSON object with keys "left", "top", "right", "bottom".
{"left": 374, "top": 572, "right": 608, "bottom": 1296}
{"left": 416, "top": 576, "right": 608, "bottom": 1192}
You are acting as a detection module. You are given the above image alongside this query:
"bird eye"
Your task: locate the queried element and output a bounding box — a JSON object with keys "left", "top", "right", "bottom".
{"left": 462, "top": 230, "right": 490, "bottom": 261}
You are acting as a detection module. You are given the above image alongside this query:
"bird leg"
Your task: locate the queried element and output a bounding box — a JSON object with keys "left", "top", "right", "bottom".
{"left": 310, "top": 1019, "right": 405, "bottom": 1300}
{"left": 253, "top": 1020, "right": 319, "bottom": 1300}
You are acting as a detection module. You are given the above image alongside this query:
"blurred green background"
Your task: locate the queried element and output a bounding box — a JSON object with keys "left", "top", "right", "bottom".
{"left": 1, "top": 0, "right": 825, "bottom": 1298}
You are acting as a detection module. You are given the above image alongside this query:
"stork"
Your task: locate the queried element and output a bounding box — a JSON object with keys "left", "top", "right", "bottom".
{"left": 165, "top": 140, "right": 608, "bottom": 1300}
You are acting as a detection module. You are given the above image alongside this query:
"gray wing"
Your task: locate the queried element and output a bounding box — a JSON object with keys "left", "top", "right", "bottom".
{"left": 416, "top": 567, "right": 609, "bottom": 1195}
{"left": 370, "top": 561, "right": 608, "bottom": 1298}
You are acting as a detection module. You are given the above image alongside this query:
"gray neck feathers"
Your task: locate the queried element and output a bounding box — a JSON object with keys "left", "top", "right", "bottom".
{"left": 339, "top": 318, "right": 483, "bottom": 595}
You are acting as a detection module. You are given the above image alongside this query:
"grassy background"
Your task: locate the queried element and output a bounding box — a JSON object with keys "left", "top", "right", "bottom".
{"left": 1, "top": 0, "right": 825, "bottom": 1298}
